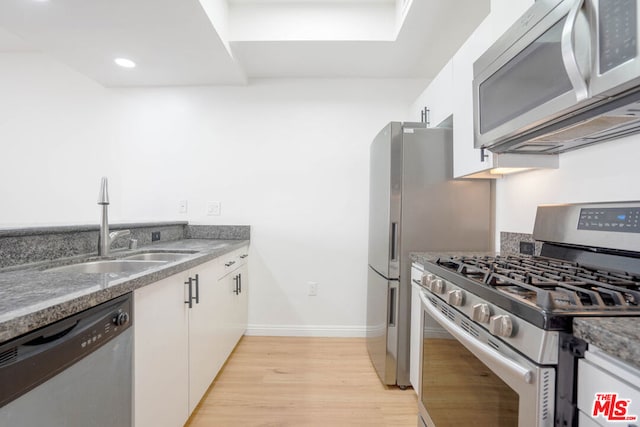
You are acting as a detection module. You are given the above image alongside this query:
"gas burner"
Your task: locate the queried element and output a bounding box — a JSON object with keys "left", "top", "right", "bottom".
{"left": 434, "top": 254, "right": 640, "bottom": 312}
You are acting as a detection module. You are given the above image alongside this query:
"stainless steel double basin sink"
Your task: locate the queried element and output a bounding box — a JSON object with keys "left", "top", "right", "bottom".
{"left": 46, "top": 251, "right": 196, "bottom": 275}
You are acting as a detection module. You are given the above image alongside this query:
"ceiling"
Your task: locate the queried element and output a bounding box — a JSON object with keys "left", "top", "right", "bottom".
{"left": 0, "top": 0, "right": 490, "bottom": 87}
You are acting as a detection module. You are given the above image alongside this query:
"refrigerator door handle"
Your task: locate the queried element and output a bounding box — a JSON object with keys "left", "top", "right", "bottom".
{"left": 391, "top": 222, "right": 399, "bottom": 261}
{"left": 388, "top": 284, "right": 397, "bottom": 327}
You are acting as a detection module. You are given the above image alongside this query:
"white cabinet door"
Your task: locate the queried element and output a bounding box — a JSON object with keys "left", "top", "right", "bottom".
{"left": 233, "top": 261, "right": 249, "bottom": 340}
{"left": 410, "top": 267, "right": 423, "bottom": 395}
{"left": 452, "top": 19, "right": 494, "bottom": 178}
{"left": 188, "top": 247, "right": 249, "bottom": 412}
{"left": 134, "top": 271, "right": 190, "bottom": 427}
{"left": 451, "top": 0, "right": 534, "bottom": 178}
{"left": 188, "top": 258, "right": 225, "bottom": 412}
{"left": 412, "top": 60, "right": 454, "bottom": 127}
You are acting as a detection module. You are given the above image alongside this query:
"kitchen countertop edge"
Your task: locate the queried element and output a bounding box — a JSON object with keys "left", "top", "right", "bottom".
{"left": 573, "top": 317, "right": 640, "bottom": 371}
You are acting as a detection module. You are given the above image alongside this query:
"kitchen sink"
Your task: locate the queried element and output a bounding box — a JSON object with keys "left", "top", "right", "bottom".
{"left": 122, "top": 252, "right": 194, "bottom": 262}
{"left": 46, "top": 260, "right": 167, "bottom": 274}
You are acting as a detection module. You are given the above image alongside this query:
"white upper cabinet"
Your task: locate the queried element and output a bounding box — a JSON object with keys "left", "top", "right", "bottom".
{"left": 451, "top": 0, "right": 534, "bottom": 178}
{"left": 452, "top": 18, "right": 495, "bottom": 178}
{"left": 411, "top": 60, "right": 453, "bottom": 128}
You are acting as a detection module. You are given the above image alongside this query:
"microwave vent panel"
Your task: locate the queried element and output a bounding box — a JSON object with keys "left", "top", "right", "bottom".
{"left": 529, "top": 115, "right": 639, "bottom": 143}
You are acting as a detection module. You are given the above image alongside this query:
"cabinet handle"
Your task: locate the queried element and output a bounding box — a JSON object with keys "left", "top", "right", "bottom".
{"left": 239, "top": 254, "right": 248, "bottom": 259}
{"left": 193, "top": 274, "right": 200, "bottom": 304}
{"left": 185, "top": 278, "right": 193, "bottom": 309}
{"left": 238, "top": 273, "right": 242, "bottom": 294}
{"left": 233, "top": 275, "right": 240, "bottom": 295}
{"left": 225, "top": 261, "right": 236, "bottom": 267}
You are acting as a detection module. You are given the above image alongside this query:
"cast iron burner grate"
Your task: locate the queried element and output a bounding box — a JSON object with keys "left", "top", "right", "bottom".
{"left": 435, "top": 255, "right": 640, "bottom": 311}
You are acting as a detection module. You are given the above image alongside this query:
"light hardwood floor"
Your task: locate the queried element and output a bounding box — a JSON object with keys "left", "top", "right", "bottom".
{"left": 186, "top": 336, "right": 418, "bottom": 426}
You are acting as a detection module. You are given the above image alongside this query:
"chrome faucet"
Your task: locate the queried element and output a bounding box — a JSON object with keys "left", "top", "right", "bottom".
{"left": 98, "top": 177, "right": 130, "bottom": 256}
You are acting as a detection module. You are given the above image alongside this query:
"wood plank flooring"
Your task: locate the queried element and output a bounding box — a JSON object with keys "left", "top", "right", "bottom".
{"left": 186, "top": 336, "right": 418, "bottom": 427}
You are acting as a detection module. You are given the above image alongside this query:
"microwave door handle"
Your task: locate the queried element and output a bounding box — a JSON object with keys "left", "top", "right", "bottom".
{"left": 420, "top": 291, "right": 534, "bottom": 385}
{"left": 561, "top": 0, "right": 589, "bottom": 102}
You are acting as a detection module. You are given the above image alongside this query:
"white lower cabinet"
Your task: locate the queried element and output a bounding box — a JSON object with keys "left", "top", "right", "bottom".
{"left": 410, "top": 266, "right": 423, "bottom": 395}
{"left": 214, "top": 249, "right": 250, "bottom": 370}
{"left": 134, "top": 270, "right": 191, "bottom": 427}
{"left": 187, "top": 259, "right": 224, "bottom": 413}
{"left": 233, "top": 262, "right": 249, "bottom": 340}
{"left": 134, "top": 245, "right": 250, "bottom": 427}
{"left": 577, "top": 346, "right": 640, "bottom": 427}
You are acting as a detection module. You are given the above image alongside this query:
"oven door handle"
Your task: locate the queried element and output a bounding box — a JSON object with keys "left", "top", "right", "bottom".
{"left": 420, "top": 292, "right": 534, "bottom": 385}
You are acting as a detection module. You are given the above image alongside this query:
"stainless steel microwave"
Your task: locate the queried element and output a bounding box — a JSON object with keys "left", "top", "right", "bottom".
{"left": 474, "top": 0, "right": 640, "bottom": 154}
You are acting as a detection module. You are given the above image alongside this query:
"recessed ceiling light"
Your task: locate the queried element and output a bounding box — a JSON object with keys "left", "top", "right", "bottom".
{"left": 114, "top": 58, "right": 136, "bottom": 68}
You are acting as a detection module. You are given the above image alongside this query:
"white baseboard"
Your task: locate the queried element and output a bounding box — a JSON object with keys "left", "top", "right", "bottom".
{"left": 245, "top": 324, "right": 367, "bottom": 338}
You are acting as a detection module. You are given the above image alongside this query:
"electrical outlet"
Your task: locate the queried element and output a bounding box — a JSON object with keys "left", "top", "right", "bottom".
{"left": 179, "top": 200, "right": 188, "bottom": 214}
{"left": 308, "top": 282, "right": 318, "bottom": 296}
{"left": 520, "top": 241, "right": 535, "bottom": 255}
{"left": 151, "top": 231, "right": 161, "bottom": 242}
{"left": 206, "top": 201, "right": 221, "bottom": 216}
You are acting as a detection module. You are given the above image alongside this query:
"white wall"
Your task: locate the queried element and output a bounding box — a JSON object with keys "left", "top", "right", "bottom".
{"left": 0, "top": 53, "right": 422, "bottom": 336}
{"left": 495, "top": 135, "right": 640, "bottom": 241}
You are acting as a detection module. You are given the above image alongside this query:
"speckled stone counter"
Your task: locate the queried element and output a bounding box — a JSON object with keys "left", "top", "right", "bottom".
{"left": 0, "top": 223, "right": 250, "bottom": 269}
{"left": 411, "top": 251, "right": 499, "bottom": 266}
{"left": 573, "top": 318, "right": 640, "bottom": 370}
{"left": 0, "top": 239, "right": 249, "bottom": 343}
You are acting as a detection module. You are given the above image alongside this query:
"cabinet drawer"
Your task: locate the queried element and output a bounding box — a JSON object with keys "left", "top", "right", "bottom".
{"left": 218, "top": 246, "right": 249, "bottom": 278}
{"left": 578, "top": 412, "right": 603, "bottom": 427}
{"left": 578, "top": 356, "right": 640, "bottom": 427}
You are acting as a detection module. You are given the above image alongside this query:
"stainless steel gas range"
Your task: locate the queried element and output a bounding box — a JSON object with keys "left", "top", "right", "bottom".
{"left": 412, "top": 201, "right": 640, "bottom": 427}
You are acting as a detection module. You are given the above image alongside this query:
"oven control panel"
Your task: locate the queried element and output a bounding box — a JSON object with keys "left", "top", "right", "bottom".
{"left": 578, "top": 207, "right": 640, "bottom": 233}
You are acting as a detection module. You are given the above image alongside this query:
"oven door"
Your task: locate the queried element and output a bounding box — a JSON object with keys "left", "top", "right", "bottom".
{"left": 418, "top": 290, "right": 555, "bottom": 427}
{"left": 473, "top": 0, "right": 593, "bottom": 151}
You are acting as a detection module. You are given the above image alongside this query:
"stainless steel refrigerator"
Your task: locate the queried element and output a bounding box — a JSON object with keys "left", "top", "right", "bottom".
{"left": 366, "top": 122, "right": 493, "bottom": 387}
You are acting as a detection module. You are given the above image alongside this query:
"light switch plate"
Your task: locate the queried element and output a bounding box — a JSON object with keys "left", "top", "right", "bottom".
{"left": 207, "top": 201, "right": 221, "bottom": 216}
{"left": 179, "top": 200, "right": 188, "bottom": 214}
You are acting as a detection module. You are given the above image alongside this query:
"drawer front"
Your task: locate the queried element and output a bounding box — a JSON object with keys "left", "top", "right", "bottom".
{"left": 219, "top": 246, "right": 249, "bottom": 278}
{"left": 578, "top": 358, "right": 640, "bottom": 427}
{"left": 578, "top": 412, "right": 604, "bottom": 427}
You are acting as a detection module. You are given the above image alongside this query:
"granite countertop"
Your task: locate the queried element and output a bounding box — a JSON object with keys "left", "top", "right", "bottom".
{"left": 410, "top": 251, "right": 499, "bottom": 266}
{"left": 0, "top": 239, "right": 249, "bottom": 343}
{"left": 573, "top": 318, "right": 640, "bottom": 370}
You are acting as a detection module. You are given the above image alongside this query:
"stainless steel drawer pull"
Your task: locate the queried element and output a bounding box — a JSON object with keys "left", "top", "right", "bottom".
{"left": 184, "top": 278, "right": 193, "bottom": 309}
{"left": 193, "top": 274, "right": 200, "bottom": 304}
{"left": 225, "top": 261, "right": 236, "bottom": 267}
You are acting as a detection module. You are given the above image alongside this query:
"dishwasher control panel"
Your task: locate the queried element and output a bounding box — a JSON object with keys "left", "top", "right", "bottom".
{"left": 80, "top": 306, "right": 131, "bottom": 350}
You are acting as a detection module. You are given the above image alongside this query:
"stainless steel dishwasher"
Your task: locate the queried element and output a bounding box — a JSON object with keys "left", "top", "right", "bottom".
{"left": 0, "top": 292, "right": 133, "bottom": 426}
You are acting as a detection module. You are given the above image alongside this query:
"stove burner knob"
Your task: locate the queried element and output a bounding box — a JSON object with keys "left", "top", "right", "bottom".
{"left": 429, "top": 278, "right": 445, "bottom": 294}
{"left": 447, "top": 290, "right": 464, "bottom": 306}
{"left": 421, "top": 274, "right": 435, "bottom": 287}
{"left": 489, "top": 315, "right": 514, "bottom": 338}
{"left": 472, "top": 303, "right": 491, "bottom": 323}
